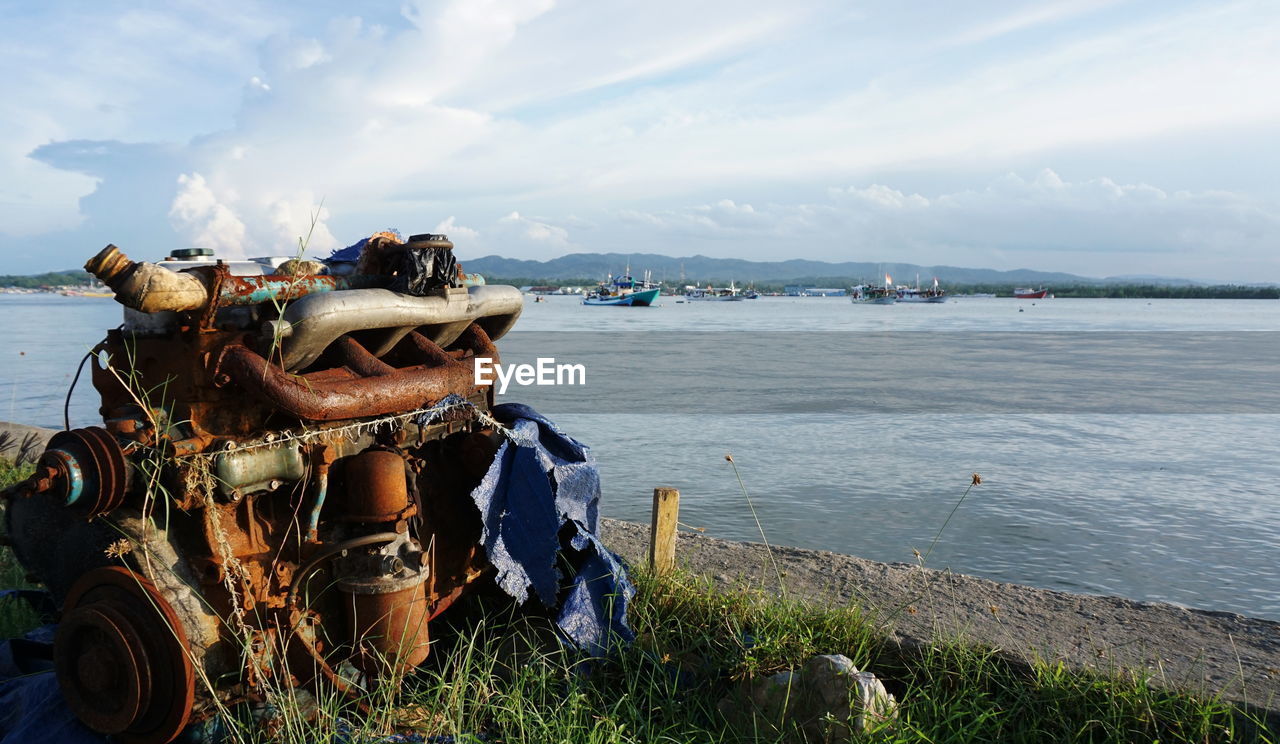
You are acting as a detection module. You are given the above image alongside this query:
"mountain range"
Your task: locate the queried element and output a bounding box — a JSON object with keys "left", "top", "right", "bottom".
{"left": 6, "top": 256, "right": 1217, "bottom": 288}
{"left": 459, "top": 253, "right": 1199, "bottom": 286}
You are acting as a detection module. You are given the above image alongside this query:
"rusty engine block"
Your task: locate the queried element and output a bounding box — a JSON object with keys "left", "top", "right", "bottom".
{"left": 2, "top": 234, "right": 527, "bottom": 742}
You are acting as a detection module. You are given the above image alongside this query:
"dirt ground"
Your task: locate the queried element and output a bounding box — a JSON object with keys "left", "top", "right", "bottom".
{"left": 599, "top": 517, "right": 1280, "bottom": 717}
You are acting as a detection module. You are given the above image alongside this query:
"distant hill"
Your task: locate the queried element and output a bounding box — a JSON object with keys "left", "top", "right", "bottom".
{"left": 461, "top": 253, "right": 1120, "bottom": 286}
{"left": 0, "top": 269, "right": 91, "bottom": 288}
{"left": 1100, "top": 274, "right": 1201, "bottom": 286}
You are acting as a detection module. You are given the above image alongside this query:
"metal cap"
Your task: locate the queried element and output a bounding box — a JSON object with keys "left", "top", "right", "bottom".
{"left": 169, "top": 248, "right": 214, "bottom": 259}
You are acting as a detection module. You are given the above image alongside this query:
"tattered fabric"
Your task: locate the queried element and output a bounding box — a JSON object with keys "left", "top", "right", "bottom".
{"left": 467, "top": 403, "right": 635, "bottom": 657}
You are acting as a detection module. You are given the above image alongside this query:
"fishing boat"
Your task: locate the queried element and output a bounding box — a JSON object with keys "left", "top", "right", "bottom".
{"left": 685, "top": 282, "right": 745, "bottom": 301}
{"left": 583, "top": 270, "right": 661, "bottom": 306}
{"left": 1014, "top": 287, "right": 1050, "bottom": 299}
{"left": 850, "top": 273, "right": 897, "bottom": 305}
{"left": 896, "top": 276, "right": 947, "bottom": 303}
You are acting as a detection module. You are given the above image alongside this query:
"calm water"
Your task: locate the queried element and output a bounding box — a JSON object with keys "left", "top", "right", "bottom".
{"left": 1, "top": 293, "right": 1278, "bottom": 619}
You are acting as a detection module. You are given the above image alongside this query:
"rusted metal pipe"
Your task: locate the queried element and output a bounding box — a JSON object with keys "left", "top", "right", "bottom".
{"left": 85, "top": 245, "right": 209, "bottom": 313}
{"left": 333, "top": 336, "right": 397, "bottom": 377}
{"left": 398, "top": 324, "right": 497, "bottom": 372}
{"left": 305, "top": 446, "right": 336, "bottom": 542}
{"left": 216, "top": 273, "right": 387, "bottom": 306}
{"left": 452, "top": 322, "right": 499, "bottom": 361}
{"left": 215, "top": 344, "right": 484, "bottom": 421}
{"left": 402, "top": 332, "right": 467, "bottom": 368}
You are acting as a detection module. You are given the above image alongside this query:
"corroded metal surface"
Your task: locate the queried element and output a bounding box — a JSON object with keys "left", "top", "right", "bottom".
{"left": 342, "top": 449, "right": 412, "bottom": 523}
{"left": 3, "top": 233, "right": 515, "bottom": 743}
{"left": 56, "top": 567, "right": 196, "bottom": 744}
{"left": 213, "top": 335, "right": 486, "bottom": 421}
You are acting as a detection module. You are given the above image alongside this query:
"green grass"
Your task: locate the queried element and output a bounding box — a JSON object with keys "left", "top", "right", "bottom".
{"left": 0, "top": 457, "right": 41, "bottom": 637}
{"left": 0, "top": 454, "right": 1272, "bottom": 742}
{"left": 225, "top": 569, "right": 1271, "bottom": 743}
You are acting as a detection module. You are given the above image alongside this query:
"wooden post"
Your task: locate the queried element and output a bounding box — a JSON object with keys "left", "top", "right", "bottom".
{"left": 649, "top": 487, "right": 680, "bottom": 576}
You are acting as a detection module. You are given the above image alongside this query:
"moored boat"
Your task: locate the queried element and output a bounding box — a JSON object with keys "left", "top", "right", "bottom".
{"left": 896, "top": 276, "right": 947, "bottom": 303}
{"left": 850, "top": 284, "right": 897, "bottom": 304}
{"left": 850, "top": 273, "right": 897, "bottom": 304}
{"left": 685, "top": 282, "right": 745, "bottom": 301}
{"left": 1014, "top": 287, "right": 1050, "bottom": 299}
{"left": 583, "top": 270, "right": 660, "bottom": 306}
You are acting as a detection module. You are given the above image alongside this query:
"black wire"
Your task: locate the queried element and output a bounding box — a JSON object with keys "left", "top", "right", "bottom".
{"left": 64, "top": 350, "right": 94, "bottom": 431}
{"left": 286, "top": 532, "right": 400, "bottom": 611}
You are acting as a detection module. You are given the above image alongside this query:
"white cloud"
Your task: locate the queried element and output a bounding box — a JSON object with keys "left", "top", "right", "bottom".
{"left": 620, "top": 170, "right": 1280, "bottom": 278}
{"left": 0, "top": 135, "right": 95, "bottom": 237}
{"left": 944, "top": 0, "right": 1121, "bottom": 47}
{"left": 3, "top": 0, "right": 1280, "bottom": 280}
{"left": 434, "top": 215, "right": 480, "bottom": 244}
{"left": 266, "top": 193, "right": 339, "bottom": 255}
{"left": 498, "top": 211, "right": 573, "bottom": 249}
{"left": 168, "top": 173, "right": 247, "bottom": 257}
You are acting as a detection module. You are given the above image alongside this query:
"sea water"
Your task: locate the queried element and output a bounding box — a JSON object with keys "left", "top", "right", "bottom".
{"left": 1, "top": 293, "right": 1277, "bottom": 619}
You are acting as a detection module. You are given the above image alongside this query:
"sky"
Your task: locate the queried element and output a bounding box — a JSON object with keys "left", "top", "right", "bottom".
{"left": 2, "top": 0, "right": 1278, "bottom": 281}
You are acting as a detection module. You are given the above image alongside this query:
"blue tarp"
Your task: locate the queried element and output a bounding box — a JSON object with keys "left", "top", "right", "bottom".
{"left": 0, "top": 404, "right": 632, "bottom": 742}
{"left": 473, "top": 403, "right": 635, "bottom": 656}
{"left": 0, "top": 622, "right": 100, "bottom": 744}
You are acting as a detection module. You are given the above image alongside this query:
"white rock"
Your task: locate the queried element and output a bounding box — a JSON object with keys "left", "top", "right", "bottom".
{"left": 727, "top": 654, "right": 898, "bottom": 742}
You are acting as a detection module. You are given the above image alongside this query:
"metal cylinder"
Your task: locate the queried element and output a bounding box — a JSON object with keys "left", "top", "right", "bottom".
{"left": 342, "top": 449, "right": 411, "bottom": 522}
{"left": 343, "top": 583, "right": 432, "bottom": 676}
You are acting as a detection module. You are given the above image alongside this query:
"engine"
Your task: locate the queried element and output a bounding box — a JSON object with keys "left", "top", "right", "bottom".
{"left": 2, "top": 233, "right": 526, "bottom": 742}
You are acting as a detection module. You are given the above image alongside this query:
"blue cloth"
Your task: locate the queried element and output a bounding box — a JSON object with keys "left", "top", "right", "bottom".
{"left": 471, "top": 403, "right": 635, "bottom": 657}
{"left": 0, "top": 620, "right": 101, "bottom": 744}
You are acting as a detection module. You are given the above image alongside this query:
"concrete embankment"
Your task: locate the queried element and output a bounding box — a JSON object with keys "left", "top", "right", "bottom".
{"left": 599, "top": 518, "right": 1280, "bottom": 718}
{"left": 0, "top": 421, "right": 55, "bottom": 454}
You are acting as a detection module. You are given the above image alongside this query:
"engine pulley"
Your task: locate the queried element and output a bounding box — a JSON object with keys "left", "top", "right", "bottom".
{"left": 54, "top": 567, "right": 196, "bottom": 744}
{"left": 40, "top": 427, "right": 128, "bottom": 514}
